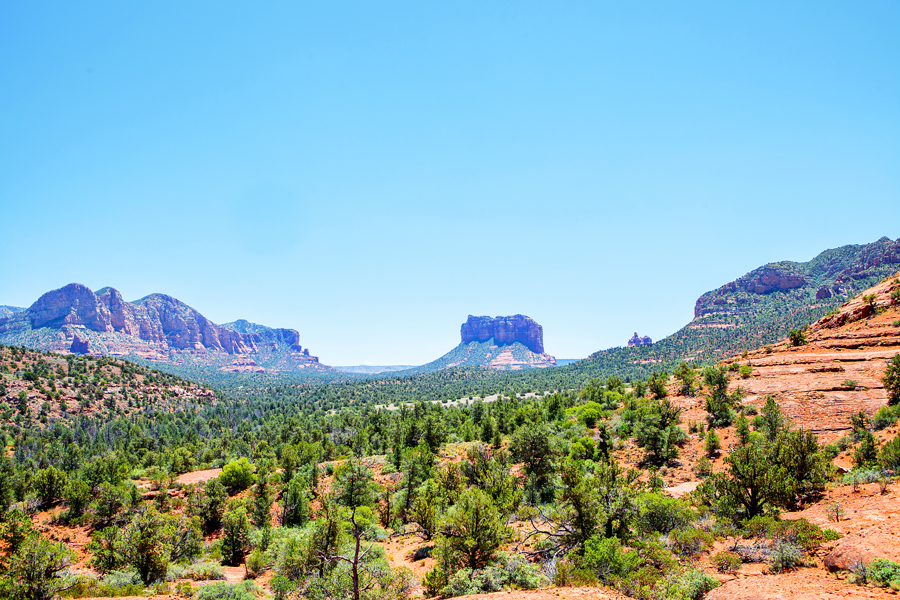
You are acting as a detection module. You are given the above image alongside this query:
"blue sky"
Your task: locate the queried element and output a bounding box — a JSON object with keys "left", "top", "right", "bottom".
{"left": 1, "top": 2, "right": 898, "bottom": 365}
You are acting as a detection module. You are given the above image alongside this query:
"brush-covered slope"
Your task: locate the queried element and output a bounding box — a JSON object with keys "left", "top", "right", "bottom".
{"left": 0, "top": 283, "right": 339, "bottom": 381}
{"left": 0, "top": 343, "right": 215, "bottom": 427}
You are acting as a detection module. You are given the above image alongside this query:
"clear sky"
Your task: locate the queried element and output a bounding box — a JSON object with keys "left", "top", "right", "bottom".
{"left": 1, "top": 2, "right": 898, "bottom": 366}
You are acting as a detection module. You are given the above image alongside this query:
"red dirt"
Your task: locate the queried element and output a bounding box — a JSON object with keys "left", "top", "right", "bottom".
{"left": 176, "top": 468, "right": 222, "bottom": 485}
{"left": 706, "top": 570, "right": 895, "bottom": 599}
{"left": 445, "top": 588, "right": 627, "bottom": 600}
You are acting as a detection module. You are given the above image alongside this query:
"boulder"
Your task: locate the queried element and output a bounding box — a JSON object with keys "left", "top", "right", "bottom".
{"left": 822, "top": 525, "right": 900, "bottom": 571}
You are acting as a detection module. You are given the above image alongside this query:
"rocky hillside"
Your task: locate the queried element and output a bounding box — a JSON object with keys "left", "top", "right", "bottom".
{"left": 573, "top": 237, "right": 900, "bottom": 380}
{"left": 719, "top": 268, "right": 900, "bottom": 443}
{"left": 0, "top": 283, "right": 338, "bottom": 381}
{"left": 397, "top": 315, "right": 557, "bottom": 375}
{"left": 662, "top": 274, "right": 900, "bottom": 600}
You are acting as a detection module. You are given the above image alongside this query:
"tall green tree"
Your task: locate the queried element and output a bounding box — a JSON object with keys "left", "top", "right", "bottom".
{"left": 279, "top": 477, "right": 310, "bottom": 528}
{"left": 251, "top": 472, "right": 273, "bottom": 529}
{"left": 6, "top": 536, "right": 77, "bottom": 600}
{"left": 221, "top": 507, "right": 251, "bottom": 567}
{"left": 334, "top": 457, "right": 377, "bottom": 510}
{"left": 120, "top": 506, "right": 172, "bottom": 584}
{"left": 437, "top": 488, "right": 511, "bottom": 571}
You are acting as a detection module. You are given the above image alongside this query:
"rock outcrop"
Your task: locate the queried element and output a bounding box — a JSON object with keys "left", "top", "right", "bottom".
{"left": 460, "top": 315, "right": 545, "bottom": 354}
{"left": 69, "top": 333, "right": 90, "bottom": 354}
{"left": 627, "top": 332, "right": 652, "bottom": 346}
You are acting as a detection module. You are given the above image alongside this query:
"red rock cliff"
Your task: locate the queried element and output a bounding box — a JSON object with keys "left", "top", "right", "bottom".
{"left": 460, "top": 314, "right": 545, "bottom": 354}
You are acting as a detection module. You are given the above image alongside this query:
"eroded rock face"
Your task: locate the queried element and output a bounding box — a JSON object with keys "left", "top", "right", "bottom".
{"left": 460, "top": 315, "right": 545, "bottom": 354}
{"left": 0, "top": 283, "right": 305, "bottom": 357}
{"left": 628, "top": 332, "right": 652, "bottom": 346}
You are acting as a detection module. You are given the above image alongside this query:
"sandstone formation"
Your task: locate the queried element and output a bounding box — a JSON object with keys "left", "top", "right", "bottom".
{"left": 627, "top": 332, "right": 652, "bottom": 346}
{"left": 460, "top": 314, "right": 545, "bottom": 354}
{"left": 0, "top": 283, "right": 332, "bottom": 376}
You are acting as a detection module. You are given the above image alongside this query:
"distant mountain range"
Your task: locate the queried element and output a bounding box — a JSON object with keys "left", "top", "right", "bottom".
{"left": 0, "top": 283, "right": 337, "bottom": 379}
{"left": 1, "top": 236, "right": 897, "bottom": 387}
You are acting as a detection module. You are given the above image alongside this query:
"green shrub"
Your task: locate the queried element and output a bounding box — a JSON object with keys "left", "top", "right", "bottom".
{"left": 868, "top": 558, "right": 900, "bottom": 588}
{"left": 170, "top": 560, "right": 225, "bottom": 581}
{"left": 552, "top": 559, "right": 599, "bottom": 587}
{"left": 502, "top": 553, "right": 548, "bottom": 590}
{"left": 769, "top": 541, "right": 803, "bottom": 573}
{"left": 669, "top": 527, "right": 713, "bottom": 558}
{"left": 101, "top": 568, "right": 140, "bottom": 587}
{"left": 879, "top": 436, "right": 900, "bottom": 470}
{"left": 219, "top": 458, "right": 254, "bottom": 492}
{"left": 743, "top": 515, "right": 776, "bottom": 539}
{"left": 824, "top": 435, "right": 852, "bottom": 458}
{"left": 440, "top": 553, "right": 548, "bottom": 597}
{"left": 578, "top": 535, "right": 640, "bottom": 583}
{"left": 788, "top": 329, "right": 807, "bottom": 347}
{"left": 884, "top": 355, "right": 900, "bottom": 405}
{"left": 739, "top": 365, "right": 753, "bottom": 379}
{"left": 636, "top": 493, "right": 694, "bottom": 535}
{"left": 743, "top": 517, "right": 834, "bottom": 552}
{"left": 244, "top": 548, "right": 269, "bottom": 579}
{"left": 704, "top": 428, "right": 721, "bottom": 456}
{"left": 711, "top": 551, "right": 742, "bottom": 574}
{"left": 872, "top": 405, "right": 900, "bottom": 430}
{"left": 61, "top": 574, "right": 145, "bottom": 598}
{"left": 577, "top": 402, "right": 607, "bottom": 428}
{"left": 195, "top": 581, "right": 260, "bottom": 600}
{"left": 693, "top": 457, "right": 712, "bottom": 479}
{"left": 770, "top": 518, "right": 831, "bottom": 552}
{"left": 853, "top": 431, "right": 879, "bottom": 467}
{"left": 652, "top": 568, "right": 721, "bottom": 600}
{"left": 422, "top": 566, "right": 447, "bottom": 598}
